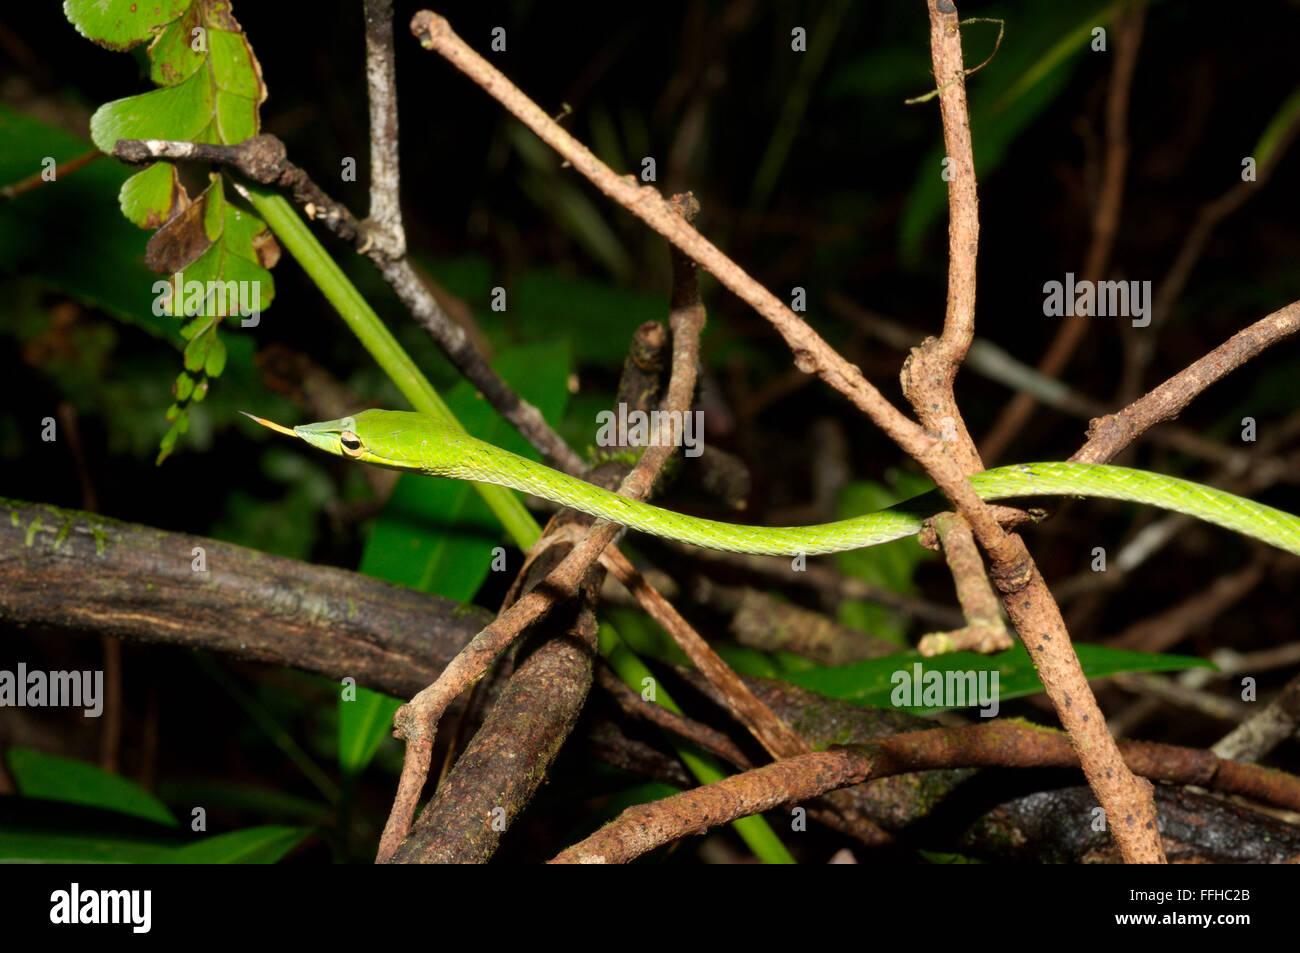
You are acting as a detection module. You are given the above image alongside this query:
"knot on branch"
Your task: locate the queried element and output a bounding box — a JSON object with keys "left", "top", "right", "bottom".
{"left": 237, "top": 134, "right": 289, "bottom": 182}
{"left": 987, "top": 538, "right": 1034, "bottom": 594}
{"left": 392, "top": 701, "right": 418, "bottom": 740}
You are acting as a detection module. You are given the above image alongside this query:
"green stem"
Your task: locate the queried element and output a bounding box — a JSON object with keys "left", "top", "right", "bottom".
{"left": 243, "top": 186, "right": 540, "bottom": 549}
{"left": 246, "top": 185, "right": 792, "bottom": 863}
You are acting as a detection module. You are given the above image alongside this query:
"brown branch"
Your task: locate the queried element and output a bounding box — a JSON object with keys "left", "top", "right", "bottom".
{"left": 1105, "top": 554, "right": 1270, "bottom": 652}
{"left": 362, "top": 0, "right": 406, "bottom": 259}
{"left": 376, "top": 514, "right": 617, "bottom": 862}
{"left": 0, "top": 150, "right": 101, "bottom": 202}
{"left": 9, "top": 518, "right": 1296, "bottom": 862}
{"left": 691, "top": 579, "right": 903, "bottom": 663}
{"left": 591, "top": 213, "right": 890, "bottom": 839}
{"left": 550, "top": 718, "right": 1300, "bottom": 863}
{"left": 600, "top": 548, "right": 808, "bottom": 760}
{"left": 1213, "top": 671, "right": 1300, "bottom": 763}
{"left": 591, "top": 702, "right": 1300, "bottom": 861}
{"left": 835, "top": 294, "right": 1256, "bottom": 469}
{"left": 898, "top": 0, "right": 983, "bottom": 472}
{"left": 596, "top": 666, "right": 752, "bottom": 770}
{"left": 917, "top": 513, "right": 1012, "bottom": 656}
{"left": 0, "top": 497, "right": 486, "bottom": 696}
{"left": 967, "top": 784, "right": 1300, "bottom": 864}
{"left": 608, "top": 201, "right": 816, "bottom": 765}
{"left": 1072, "top": 299, "right": 1300, "bottom": 464}
{"left": 1110, "top": 672, "right": 1249, "bottom": 724}
{"left": 683, "top": 547, "right": 967, "bottom": 630}
{"left": 408, "top": 12, "right": 984, "bottom": 519}
{"left": 113, "top": 136, "right": 363, "bottom": 240}
{"left": 388, "top": 578, "right": 602, "bottom": 863}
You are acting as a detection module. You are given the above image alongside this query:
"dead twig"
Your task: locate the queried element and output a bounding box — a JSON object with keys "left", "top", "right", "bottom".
{"left": 1072, "top": 300, "right": 1300, "bottom": 464}
{"left": 917, "top": 513, "right": 1012, "bottom": 656}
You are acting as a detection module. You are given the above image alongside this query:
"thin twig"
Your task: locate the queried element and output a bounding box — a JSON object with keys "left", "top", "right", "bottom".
{"left": 917, "top": 513, "right": 1012, "bottom": 656}
{"left": 1072, "top": 300, "right": 1300, "bottom": 464}
{"left": 683, "top": 548, "right": 967, "bottom": 630}
{"left": 362, "top": 0, "right": 406, "bottom": 259}
{"left": 0, "top": 150, "right": 100, "bottom": 202}
{"left": 596, "top": 666, "right": 752, "bottom": 770}
{"left": 1213, "top": 671, "right": 1300, "bottom": 763}
{"left": 899, "top": 0, "right": 984, "bottom": 473}
{"left": 600, "top": 548, "right": 808, "bottom": 760}
{"left": 387, "top": 319, "right": 677, "bottom": 862}
{"left": 835, "top": 294, "right": 1251, "bottom": 468}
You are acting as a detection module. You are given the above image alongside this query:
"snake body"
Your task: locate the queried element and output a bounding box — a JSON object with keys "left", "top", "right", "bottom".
{"left": 253, "top": 409, "right": 1300, "bottom": 557}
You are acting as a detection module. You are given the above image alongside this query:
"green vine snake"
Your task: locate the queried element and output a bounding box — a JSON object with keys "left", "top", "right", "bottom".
{"left": 243, "top": 409, "right": 1300, "bottom": 557}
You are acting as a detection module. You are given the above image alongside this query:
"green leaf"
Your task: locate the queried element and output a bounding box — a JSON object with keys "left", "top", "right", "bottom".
{"left": 168, "top": 825, "right": 312, "bottom": 863}
{"left": 510, "top": 268, "right": 671, "bottom": 364}
{"left": 780, "top": 643, "right": 1213, "bottom": 713}
{"left": 147, "top": 176, "right": 275, "bottom": 461}
{"left": 156, "top": 780, "right": 331, "bottom": 822}
{"left": 90, "top": 67, "right": 216, "bottom": 154}
{"left": 204, "top": 332, "right": 227, "bottom": 377}
{"left": 64, "top": 0, "right": 191, "bottom": 52}
{"left": 0, "top": 830, "right": 177, "bottom": 863}
{"left": 6, "top": 747, "right": 179, "bottom": 827}
{"left": 338, "top": 342, "right": 573, "bottom": 775}
{"left": 66, "top": 0, "right": 274, "bottom": 461}
{"left": 0, "top": 826, "right": 311, "bottom": 863}
{"left": 337, "top": 687, "right": 403, "bottom": 777}
{"left": 508, "top": 124, "right": 632, "bottom": 279}
{"left": 919, "top": 849, "right": 984, "bottom": 864}
{"left": 182, "top": 320, "right": 216, "bottom": 371}
{"left": 85, "top": 0, "right": 266, "bottom": 153}
{"left": 119, "top": 162, "right": 189, "bottom": 230}
{"left": 148, "top": 5, "right": 208, "bottom": 85}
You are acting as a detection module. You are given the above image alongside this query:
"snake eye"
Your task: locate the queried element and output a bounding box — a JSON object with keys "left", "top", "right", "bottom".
{"left": 339, "top": 431, "right": 365, "bottom": 457}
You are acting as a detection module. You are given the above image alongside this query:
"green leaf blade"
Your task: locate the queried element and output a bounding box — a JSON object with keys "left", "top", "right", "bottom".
{"left": 7, "top": 747, "right": 179, "bottom": 827}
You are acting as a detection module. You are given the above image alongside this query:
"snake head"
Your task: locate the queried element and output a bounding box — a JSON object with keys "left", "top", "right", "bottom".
{"left": 242, "top": 409, "right": 467, "bottom": 474}
{"left": 241, "top": 409, "right": 375, "bottom": 462}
